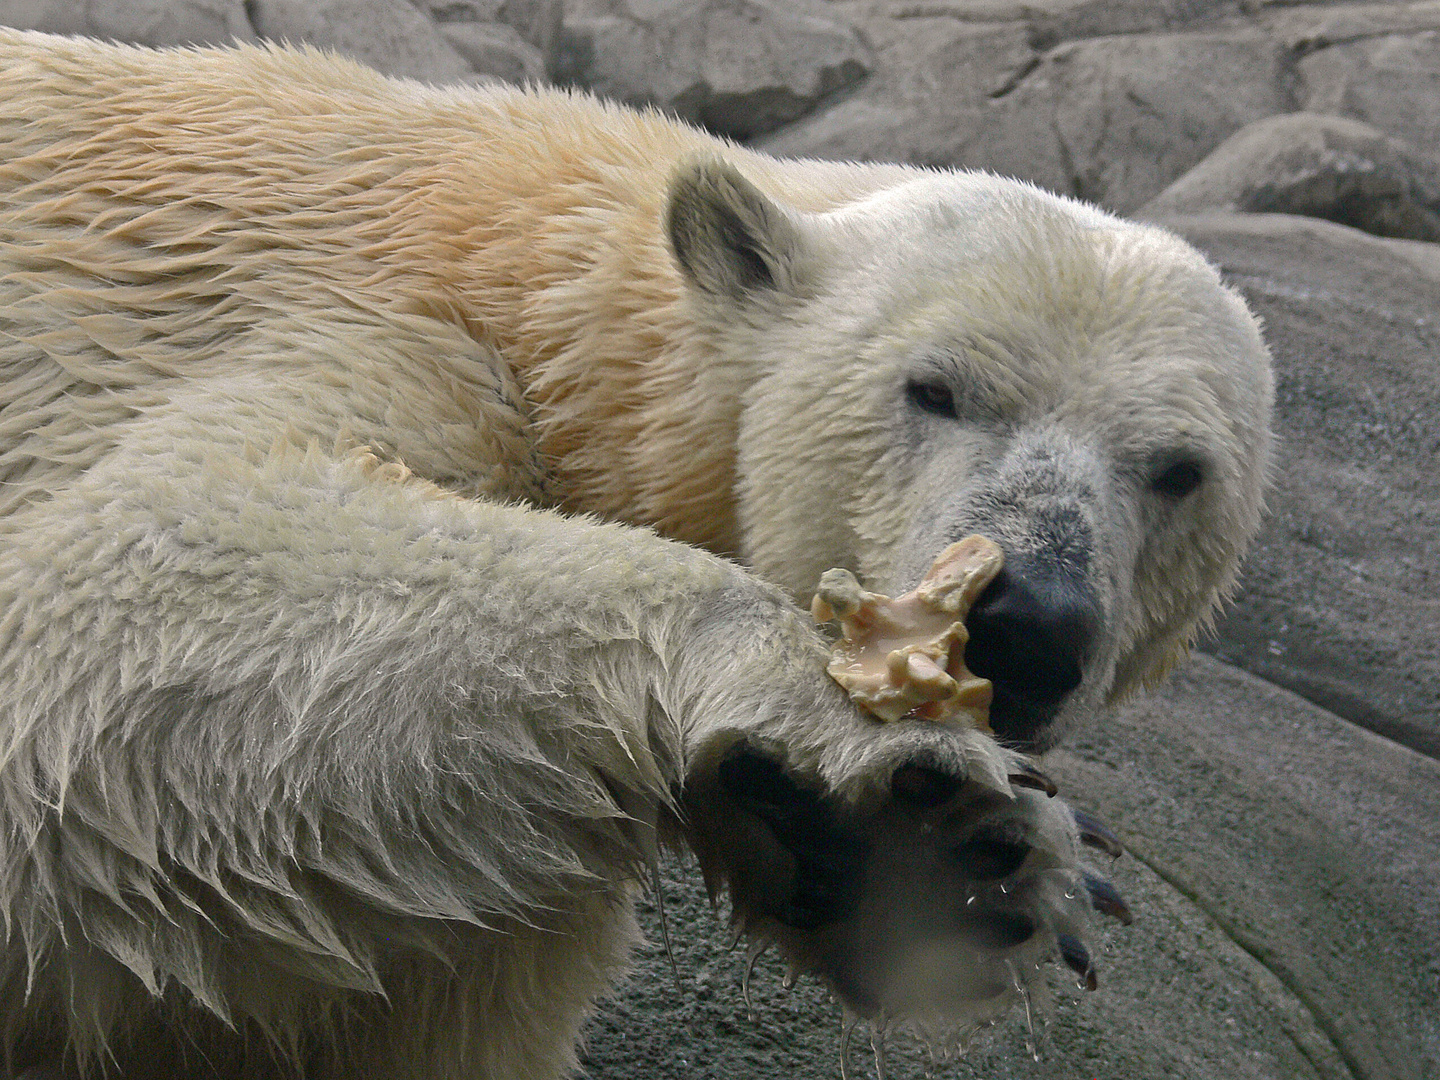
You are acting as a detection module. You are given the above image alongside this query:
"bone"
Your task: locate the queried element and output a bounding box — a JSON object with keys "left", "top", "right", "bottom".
{"left": 812, "top": 536, "right": 1004, "bottom": 727}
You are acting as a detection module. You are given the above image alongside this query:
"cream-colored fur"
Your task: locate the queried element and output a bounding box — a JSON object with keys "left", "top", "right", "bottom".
{"left": 0, "top": 29, "right": 1272, "bottom": 1080}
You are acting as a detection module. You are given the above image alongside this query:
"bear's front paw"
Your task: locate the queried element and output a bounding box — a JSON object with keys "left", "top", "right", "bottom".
{"left": 683, "top": 739, "right": 1132, "bottom": 1046}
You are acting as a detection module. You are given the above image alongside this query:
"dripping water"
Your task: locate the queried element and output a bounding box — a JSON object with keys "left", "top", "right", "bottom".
{"left": 648, "top": 861, "right": 681, "bottom": 994}
{"left": 839, "top": 1011, "right": 860, "bottom": 1080}
{"left": 1008, "top": 961, "right": 1039, "bottom": 1062}
{"left": 742, "top": 941, "right": 767, "bottom": 1021}
{"left": 870, "top": 1017, "right": 891, "bottom": 1080}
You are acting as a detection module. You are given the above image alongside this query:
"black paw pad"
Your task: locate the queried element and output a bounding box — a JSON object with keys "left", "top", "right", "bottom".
{"left": 957, "top": 908, "right": 1037, "bottom": 949}
{"left": 716, "top": 745, "right": 868, "bottom": 930}
{"left": 949, "top": 822, "right": 1031, "bottom": 881}
{"left": 890, "top": 763, "right": 963, "bottom": 810}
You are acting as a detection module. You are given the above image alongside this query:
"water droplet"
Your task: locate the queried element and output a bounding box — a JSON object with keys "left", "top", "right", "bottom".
{"left": 870, "top": 1023, "right": 890, "bottom": 1080}
{"left": 1008, "top": 960, "right": 1039, "bottom": 1061}
{"left": 742, "top": 941, "right": 767, "bottom": 1021}
{"left": 839, "top": 1013, "right": 860, "bottom": 1080}
{"left": 649, "top": 862, "right": 681, "bottom": 994}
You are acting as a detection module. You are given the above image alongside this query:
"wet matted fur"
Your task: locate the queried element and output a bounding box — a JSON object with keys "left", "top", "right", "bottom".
{"left": 0, "top": 29, "right": 1271, "bottom": 1080}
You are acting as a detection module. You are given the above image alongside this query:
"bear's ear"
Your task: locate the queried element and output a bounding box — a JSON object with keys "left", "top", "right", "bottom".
{"left": 666, "top": 158, "right": 806, "bottom": 299}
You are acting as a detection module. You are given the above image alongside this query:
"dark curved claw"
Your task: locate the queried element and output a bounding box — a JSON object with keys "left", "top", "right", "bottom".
{"left": 1082, "top": 870, "right": 1134, "bottom": 926}
{"left": 1072, "top": 807, "right": 1124, "bottom": 858}
{"left": 1056, "top": 933, "right": 1098, "bottom": 991}
{"left": 1007, "top": 760, "right": 1058, "bottom": 797}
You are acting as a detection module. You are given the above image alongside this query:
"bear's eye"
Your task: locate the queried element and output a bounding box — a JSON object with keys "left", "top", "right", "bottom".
{"left": 1151, "top": 458, "right": 1205, "bottom": 500}
{"left": 906, "top": 379, "right": 958, "bottom": 420}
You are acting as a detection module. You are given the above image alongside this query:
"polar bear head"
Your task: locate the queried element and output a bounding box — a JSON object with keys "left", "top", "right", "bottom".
{"left": 668, "top": 160, "right": 1274, "bottom": 751}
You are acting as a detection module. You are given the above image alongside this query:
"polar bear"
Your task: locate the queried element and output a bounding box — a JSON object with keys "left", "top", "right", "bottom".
{"left": 0, "top": 28, "right": 1272, "bottom": 1080}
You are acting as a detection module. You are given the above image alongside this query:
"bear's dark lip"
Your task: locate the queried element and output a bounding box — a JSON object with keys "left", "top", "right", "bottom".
{"left": 986, "top": 684, "right": 1059, "bottom": 750}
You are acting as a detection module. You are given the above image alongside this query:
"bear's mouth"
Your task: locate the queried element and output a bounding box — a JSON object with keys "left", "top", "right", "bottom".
{"left": 984, "top": 685, "right": 1065, "bottom": 749}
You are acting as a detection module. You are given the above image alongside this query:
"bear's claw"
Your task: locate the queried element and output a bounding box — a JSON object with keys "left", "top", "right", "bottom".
{"left": 1082, "top": 870, "right": 1134, "bottom": 925}
{"left": 1008, "top": 761, "right": 1059, "bottom": 797}
{"left": 1057, "top": 933, "right": 1098, "bottom": 990}
{"left": 1072, "top": 807, "right": 1125, "bottom": 858}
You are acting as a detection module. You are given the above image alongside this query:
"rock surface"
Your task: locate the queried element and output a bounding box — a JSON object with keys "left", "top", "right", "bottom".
{"left": 1296, "top": 24, "right": 1440, "bottom": 153}
{"left": 1158, "top": 211, "right": 1440, "bottom": 760}
{"left": 248, "top": 0, "right": 478, "bottom": 83}
{"left": 763, "top": 23, "right": 1293, "bottom": 214}
{"left": 439, "top": 20, "right": 548, "bottom": 84}
{"left": 1, "top": 1, "right": 1437, "bottom": 1078}
{"left": 557, "top": 0, "right": 872, "bottom": 140}
{"left": 0, "top": 0, "right": 254, "bottom": 44}
{"left": 1142, "top": 113, "right": 1440, "bottom": 241}
{"left": 417, "top": 0, "right": 564, "bottom": 74}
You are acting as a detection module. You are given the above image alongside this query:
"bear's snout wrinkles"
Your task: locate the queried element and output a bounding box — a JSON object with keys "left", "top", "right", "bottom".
{"left": 964, "top": 553, "right": 1101, "bottom": 746}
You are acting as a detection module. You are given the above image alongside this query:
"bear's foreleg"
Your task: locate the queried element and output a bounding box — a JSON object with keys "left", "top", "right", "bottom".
{"left": 0, "top": 435, "right": 777, "bottom": 1079}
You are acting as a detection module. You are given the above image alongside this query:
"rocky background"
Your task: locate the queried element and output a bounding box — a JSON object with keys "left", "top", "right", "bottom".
{"left": 1, "top": 2, "right": 1436, "bottom": 1078}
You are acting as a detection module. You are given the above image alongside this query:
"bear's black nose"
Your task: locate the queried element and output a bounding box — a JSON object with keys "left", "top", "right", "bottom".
{"left": 964, "top": 555, "right": 1099, "bottom": 746}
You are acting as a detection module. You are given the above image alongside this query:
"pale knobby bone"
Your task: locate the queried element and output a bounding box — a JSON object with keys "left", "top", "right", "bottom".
{"left": 812, "top": 536, "right": 1004, "bottom": 729}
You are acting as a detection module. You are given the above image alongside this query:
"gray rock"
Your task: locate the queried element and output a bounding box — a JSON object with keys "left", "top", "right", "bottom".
{"left": 586, "top": 655, "right": 1440, "bottom": 1079}
{"left": 1050, "top": 654, "right": 1440, "bottom": 1080}
{"left": 1022, "top": 0, "right": 1249, "bottom": 48}
{"left": 1151, "top": 211, "right": 1440, "bottom": 759}
{"left": 0, "top": 0, "right": 255, "bottom": 44}
{"left": 820, "top": 0, "right": 1245, "bottom": 47}
{"left": 440, "top": 20, "right": 548, "bottom": 84}
{"left": 1298, "top": 28, "right": 1440, "bottom": 153}
{"left": 250, "top": 0, "right": 477, "bottom": 84}
{"left": 417, "top": 0, "right": 564, "bottom": 68}
{"left": 1142, "top": 112, "right": 1440, "bottom": 241}
{"left": 1032, "top": 30, "right": 1292, "bottom": 212}
{"left": 1265, "top": 0, "right": 1440, "bottom": 55}
{"left": 757, "top": 16, "right": 1048, "bottom": 169}
{"left": 764, "top": 25, "right": 1290, "bottom": 214}
{"left": 0, "top": 0, "right": 86, "bottom": 34}
{"left": 558, "top": 0, "right": 871, "bottom": 141}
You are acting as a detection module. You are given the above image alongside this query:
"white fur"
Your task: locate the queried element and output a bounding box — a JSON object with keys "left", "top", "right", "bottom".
{"left": 0, "top": 29, "right": 1272, "bottom": 1080}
